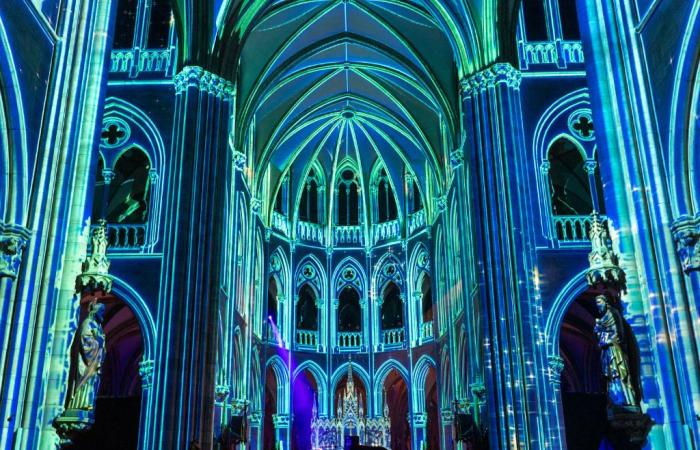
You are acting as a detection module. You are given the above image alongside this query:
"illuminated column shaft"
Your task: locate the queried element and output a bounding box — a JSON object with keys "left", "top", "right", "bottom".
{"left": 0, "top": 0, "right": 116, "bottom": 448}
{"left": 449, "top": 147, "right": 482, "bottom": 406}
{"left": 577, "top": 0, "right": 700, "bottom": 447}
{"left": 461, "top": 63, "right": 542, "bottom": 449}
{"left": 146, "top": 66, "right": 234, "bottom": 449}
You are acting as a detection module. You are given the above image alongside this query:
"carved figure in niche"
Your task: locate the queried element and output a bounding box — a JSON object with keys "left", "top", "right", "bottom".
{"left": 66, "top": 301, "right": 107, "bottom": 411}
{"left": 594, "top": 295, "right": 637, "bottom": 407}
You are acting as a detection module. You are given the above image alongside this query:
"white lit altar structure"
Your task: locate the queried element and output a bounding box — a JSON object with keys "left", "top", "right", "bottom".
{"left": 311, "top": 364, "right": 391, "bottom": 449}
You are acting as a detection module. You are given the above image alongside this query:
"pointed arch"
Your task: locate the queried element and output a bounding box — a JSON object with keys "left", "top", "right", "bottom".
{"left": 544, "top": 270, "right": 591, "bottom": 357}
{"left": 332, "top": 156, "right": 364, "bottom": 226}
{"left": 266, "top": 355, "right": 290, "bottom": 414}
{"left": 370, "top": 159, "right": 401, "bottom": 224}
{"left": 330, "top": 362, "right": 372, "bottom": 412}
{"left": 250, "top": 346, "right": 263, "bottom": 412}
{"left": 413, "top": 354, "right": 437, "bottom": 413}
{"left": 293, "top": 159, "right": 326, "bottom": 225}
{"left": 293, "top": 360, "right": 329, "bottom": 416}
{"left": 295, "top": 253, "right": 327, "bottom": 296}
{"left": 373, "top": 359, "right": 409, "bottom": 411}
{"left": 0, "top": 15, "right": 28, "bottom": 224}
{"left": 332, "top": 256, "right": 367, "bottom": 297}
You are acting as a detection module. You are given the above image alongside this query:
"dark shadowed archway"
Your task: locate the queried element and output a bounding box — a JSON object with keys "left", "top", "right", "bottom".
{"left": 384, "top": 369, "right": 410, "bottom": 450}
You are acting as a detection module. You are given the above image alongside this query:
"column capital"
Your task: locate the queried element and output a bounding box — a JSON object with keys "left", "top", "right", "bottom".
{"left": 139, "top": 359, "right": 155, "bottom": 389}
{"left": 547, "top": 355, "right": 565, "bottom": 384}
{"left": 214, "top": 384, "right": 230, "bottom": 403}
{"left": 412, "top": 412, "right": 427, "bottom": 427}
{"left": 251, "top": 198, "right": 262, "bottom": 214}
{"left": 272, "top": 413, "right": 290, "bottom": 428}
{"left": 671, "top": 214, "right": 700, "bottom": 273}
{"left": 460, "top": 63, "right": 521, "bottom": 95}
{"left": 174, "top": 66, "right": 235, "bottom": 98}
{"left": 435, "top": 195, "right": 447, "bottom": 213}
{"left": 102, "top": 168, "right": 115, "bottom": 184}
{"left": 583, "top": 160, "right": 598, "bottom": 174}
{"left": 233, "top": 150, "right": 247, "bottom": 171}
{"left": 450, "top": 148, "right": 464, "bottom": 168}
{"left": 0, "top": 222, "right": 31, "bottom": 280}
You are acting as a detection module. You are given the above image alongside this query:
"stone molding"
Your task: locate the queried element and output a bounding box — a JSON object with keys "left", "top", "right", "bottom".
{"left": 460, "top": 62, "right": 522, "bottom": 95}
{"left": 174, "top": 66, "right": 235, "bottom": 98}
{"left": 671, "top": 214, "right": 700, "bottom": 273}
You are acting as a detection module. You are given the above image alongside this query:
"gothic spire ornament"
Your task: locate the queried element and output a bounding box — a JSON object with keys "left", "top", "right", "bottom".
{"left": 586, "top": 212, "right": 626, "bottom": 291}
{"left": 76, "top": 219, "right": 112, "bottom": 294}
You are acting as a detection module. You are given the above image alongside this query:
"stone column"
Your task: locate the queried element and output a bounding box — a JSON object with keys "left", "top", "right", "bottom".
{"left": 576, "top": 0, "right": 700, "bottom": 446}
{"left": 272, "top": 413, "right": 290, "bottom": 449}
{"left": 546, "top": 355, "right": 566, "bottom": 450}
{"left": 146, "top": 66, "right": 234, "bottom": 449}
{"left": 412, "top": 412, "right": 427, "bottom": 449}
{"left": 0, "top": 0, "right": 116, "bottom": 447}
{"left": 461, "top": 63, "right": 541, "bottom": 449}
{"left": 440, "top": 408, "right": 454, "bottom": 450}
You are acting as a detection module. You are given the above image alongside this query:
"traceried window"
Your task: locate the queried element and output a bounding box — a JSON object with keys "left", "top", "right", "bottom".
{"left": 106, "top": 148, "right": 151, "bottom": 223}
{"left": 299, "top": 168, "right": 320, "bottom": 223}
{"left": 336, "top": 169, "right": 359, "bottom": 226}
{"left": 338, "top": 286, "right": 361, "bottom": 332}
{"left": 548, "top": 138, "right": 593, "bottom": 216}
{"left": 375, "top": 168, "right": 398, "bottom": 223}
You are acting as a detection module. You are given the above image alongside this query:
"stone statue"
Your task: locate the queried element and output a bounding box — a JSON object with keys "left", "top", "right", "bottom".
{"left": 594, "top": 295, "right": 637, "bottom": 407}
{"left": 66, "top": 301, "right": 107, "bottom": 411}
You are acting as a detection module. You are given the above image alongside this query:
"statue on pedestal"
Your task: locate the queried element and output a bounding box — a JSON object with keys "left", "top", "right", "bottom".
{"left": 66, "top": 301, "right": 107, "bottom": 411}
{"left": 594, "top": 295, "right": 637, "bottom": 407}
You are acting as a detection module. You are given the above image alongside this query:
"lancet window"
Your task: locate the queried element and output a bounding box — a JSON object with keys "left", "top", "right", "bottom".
{"left": 299, "top": 168, "right": 322, "bottom": 223}
{"left": 336, "top": 169, "right": 360, "bottom": 226}
{"left": 374, "top": 168, "right": 398, "bottom": 223}
{"left": 547, "top": 138, "right": 593, "bottom": 216}
{"left": 104, "top": 148, "right": 151, "bottom": 224}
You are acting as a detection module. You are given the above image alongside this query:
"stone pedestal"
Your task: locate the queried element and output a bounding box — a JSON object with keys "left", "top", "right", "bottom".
{"left": 53, "top": 409, "right": 95, "bottom": 446}
{"left": 605, "top": 406, "right": 653, "bottom": 450}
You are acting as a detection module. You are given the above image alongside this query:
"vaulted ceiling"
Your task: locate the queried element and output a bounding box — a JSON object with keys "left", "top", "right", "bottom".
{"left": 170, "top": 0, "right": 521, "bottom": 208}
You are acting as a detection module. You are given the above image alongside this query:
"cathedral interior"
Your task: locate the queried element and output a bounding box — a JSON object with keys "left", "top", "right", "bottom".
{"left": 0, "top": 0, "right": 699, "bottom": 449}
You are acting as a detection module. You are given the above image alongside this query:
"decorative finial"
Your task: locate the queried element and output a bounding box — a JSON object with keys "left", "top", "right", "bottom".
{"left": 586, "top": 212, "right": 626, "bottom": 291}
{"left": 76, "top": 219, "right": 112, "bottom": 293}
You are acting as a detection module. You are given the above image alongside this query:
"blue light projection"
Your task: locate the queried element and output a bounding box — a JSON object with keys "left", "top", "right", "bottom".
{"left": 0, "top": 0, "right": 699, "bottom": 449}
